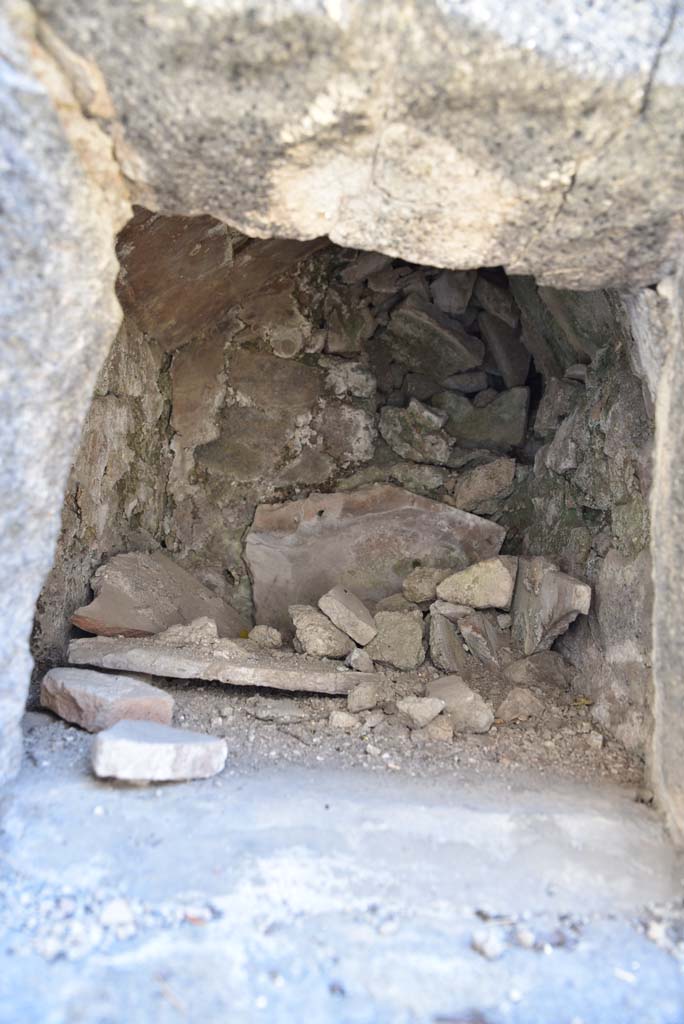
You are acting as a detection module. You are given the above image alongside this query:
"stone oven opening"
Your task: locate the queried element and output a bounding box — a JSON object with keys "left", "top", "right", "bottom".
{"left": 28, "top": 207, "right": 653, "bottom": 789}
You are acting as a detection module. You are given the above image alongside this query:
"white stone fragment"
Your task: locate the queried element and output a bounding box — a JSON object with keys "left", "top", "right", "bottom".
{"left": 426, "top": 676, "right": 494, "bottom": 734}
{"left": 365, "top": 611, "right": 425, "bottom": 670}
{"left": 347, "top": 680, "right": 379, "bottom": 713}
{"left": 289, "top": 604, "right": 355, "bottom": 658}
{"left": 91, "top": 720, "right": 227, "bottom": 782}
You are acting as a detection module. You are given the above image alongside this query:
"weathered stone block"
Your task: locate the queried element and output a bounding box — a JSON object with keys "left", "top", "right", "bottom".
{"left": 437, "top": 557, "right": 519, "bottom": 610}
{"left": 244, "top": 485, "right": 505, "bottom": 631}
{"left": 40, "top": 667, "right": 174, "bottom": 733}
{"left": 318, "top": 586, "right": 377, "bottom": 646}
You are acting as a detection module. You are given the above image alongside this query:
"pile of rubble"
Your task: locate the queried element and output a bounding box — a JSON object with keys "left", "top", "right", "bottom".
{"left": 40, "top": 548, "right": 591, "bottom": 785}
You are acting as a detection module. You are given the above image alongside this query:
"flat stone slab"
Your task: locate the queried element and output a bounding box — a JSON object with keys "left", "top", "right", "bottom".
{"left": 245, "top": 484, "right": 506, "bottom": 631}
{"left": 40, "top": 667, "right": 174, "bottom": 733}
{"left": 91, "top": 720, "right": 227, "bottom": 782}
{"left": 71, "top": 551, "right": 247, "bottom": 638}
{"left": 68, "top": 623, "right": 376, "bottom": 695}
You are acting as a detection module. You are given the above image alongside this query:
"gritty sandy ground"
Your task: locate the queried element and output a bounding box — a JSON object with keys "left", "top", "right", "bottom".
{"left": 2, "top": 685, "right": 684, "bottom": 1023}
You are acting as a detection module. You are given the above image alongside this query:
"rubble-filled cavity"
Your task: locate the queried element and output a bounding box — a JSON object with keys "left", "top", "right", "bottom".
{"left": 31, "top": 210, "right": 654, "bottom": 773}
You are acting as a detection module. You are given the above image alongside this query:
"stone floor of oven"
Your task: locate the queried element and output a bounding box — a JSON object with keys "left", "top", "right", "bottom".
{"left": 1, "top": 713, "right": 683, "bottom": 1024}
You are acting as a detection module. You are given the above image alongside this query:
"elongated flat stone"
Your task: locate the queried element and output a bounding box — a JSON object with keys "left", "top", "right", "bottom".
{"left": 40, "top": 667, "right": 174, "bottom": 733}
{"left": 68, "top": 621, "right": 375, "bottom": 695}
{"left": 91, "top": 720, "right": 227, "bottom": 782}
{"left": 318, "top": 586, "right": 377, "bottom": 646}
{"left": 245, "top": 484, "right": 505, "bottom": 631}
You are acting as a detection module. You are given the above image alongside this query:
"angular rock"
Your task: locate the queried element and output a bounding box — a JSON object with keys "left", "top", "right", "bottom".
{"left": 433, "top": 388, "right": 530, "bottom": 451}
{"left": 374, "top": 593, "right": 418, "bottom": 613}
{"left": 347, "top": 680, "right": 379, "bottom": 713}
{"left": 321, "top": 358, "right": 377, "bottom": 400}
{"left": 396, "top": 696, "right": 445, "bottom": 729}
{"left": 430, "top": 270, "right": 477, "bottom": 316}
{"left": 442, "top": 370, "right": 489, "bottom": 394}
{"left": 245, "top": 484, "right": 505, "bottom": 631}
{"left": 365, "top": 611, "right": 425, "bottom": 671}
{"left": 290, "top": 605, "right": 355, "bottom": 659}
{"left": 411, "top": 715, "right": 454, "bottom": 744}
{"left": 405, "top": 373, "right": 439, "bottom": 401}
{"left": 437, "top": 557, "right": 519, "bottom": 610}
{"left": 340, "top": 251, "right": 392, "bottom": 284}
{"left": 346, "top": 647, "right": 375, "bottom": 673}
{"left": 329, "top": 709, "right": 360, "bottom": 730}
{"left": 474, "top": 276, "right": 519, "bottom": 328}
{"left": 71, "top": 551, "right": 247, "bottom": 638}
{"left": 380, "top": 295, "right": 484, "bottom": 379}
{"left": 40, "top": 667, "right": 174, "bottom": 733}
{"left": 324, "top": 284, "right": 376, "bottom": 355}
{"left": 91, "top": 720, "right": 227, "bottom": 782}
{"left": 534, "top": 378, "right": 583, "bottom": 436}
{"left": 503, "top": 651, "right": 575, "bottom": 689}
{"left": 379, "top": 400, "right": 451, "bottom": 465}
{"left": 68, "top": 622, "right": 377, "bottom": 695}
{"left": 511, "top": 557, "right": 592, "bottom": 655}
{"left": 318, "top": 585, "right": 377, "bottom": 646}
{"left": 426, "top": 677, "right": 493, "bottom": 734}
{"left": 403, "top": 566, "right": 451, "bottom": 604}
{"left": 430, "top": 600, "right": 473, "bottom": 622}
{"left": 472, "top": 387, "right": 499, "bottom": 408}
{"left": 248, "top": 625, "right": 283, "bottom": 649}
{"left": 448, "top": 458, "right": 516, "bottom": 514}
{"left": 478, "top": 312, "right": 531, "bottom": 388}
{"left": 496, "top": 686, "right": 544, "bottom": 723}
{"left": 429, "top": 612, "right": 472, "bottom": 675}
{"left": 458, "top": 611, "right": 517, "bottom": 669}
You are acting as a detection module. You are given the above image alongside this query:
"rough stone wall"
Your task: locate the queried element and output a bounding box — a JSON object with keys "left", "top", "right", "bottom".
{"left": 0, "top": 1, "right": 129, "bottom": 781}
{"left": 34, "top": 222, "right": 657, "bottom": 762}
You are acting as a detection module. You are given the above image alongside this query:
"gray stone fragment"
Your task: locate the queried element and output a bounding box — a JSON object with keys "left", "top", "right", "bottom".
{"left": 290, "top": 605, "right": 355, "bottom": 658}
{"left": 429, "top": 600, "right": 473, "bottom": 622}
{"left": 324, "top": 284, "right": 376, "bottom": 355}
{"left": 329, "top": 709, "right": 360, "bottom": 730}
{"left": 247, "top": 696, "right": 310, "bottom": 724}
{"left": 346, "top": 647, "right": 375, "bottom": 673}
{"left": 248, "top": 625, "right": 283, "bottom": 649}
{"left": 403, "top": 566, "right": 451, "bottom": 604}
{"left": 396, "top": 696, "right": 445, "bottom": 729}
{"left": 429, "top": 613, "right": 472, "bottom": 675}
{"left": 511, "top": 557, "right": 592, "bottom": 655}
{"left": 458, "top": 611, "right": 516, "bottom": 670}
{"left": 565, "top": 363, "right": 589, "bottom": 383}
{"left": 448, "top": 458, "right": 516, "bottom": 514}
{"left": 318, "top": 586, "right": 377, "bottom": 646}
{"left": 365, "top": 611, "right": 425, "bottom": 670}
{"left": 379, "top": 401, "right": 451, "bottom": 465}
{"left": 496, "top": 686, "right": 544, "bottom": 722}
{"left": 474, "top": 276, "right": 519, "bottom": 328}
{"left": 374, "top": 593, "right": 418, "bottom": 613}
{"left": 347, "top": 680, "right": 380, "bottom": 713}
{"left": 442, "top": 370, "right": 489, "bottom": 394}
{"left": 534, "top": 378, "right": 583, "bottom": 436}
{"left": 411, "top": 715, "right": 454, "bottom": 744}
{"left": 437, "top": 557, "right": 519, "bottom": 610}
{"left": 340, "top": 252, "right": 392, "bottom": 284}
{"left": 380, "top": 295, "right": 484, "bottom": 379}
{"left": 40, "top": 667, "right": 174, "bottom": 733}
{"left": 91, "top": 720, "right": 227, "bottom": 782}
{"left": 503, "top": 651, "right": 574, "bottom": 689}
{"left": 472, "top": 387, "right": 499, "bottom": 408}
{"left": 430, "top": 270, "right": 477, "bottom": 315}
{"left": 426, "top": 676, "right": 493, "bottom": 734}
{"left": 433, "top": 388, "right": 530, "bottom": 451}
{"left": 478, "top": 312, "right": 531, "bottom": 388}
{"left": 71, "top": 551, "right": 247, "bottom": 638}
